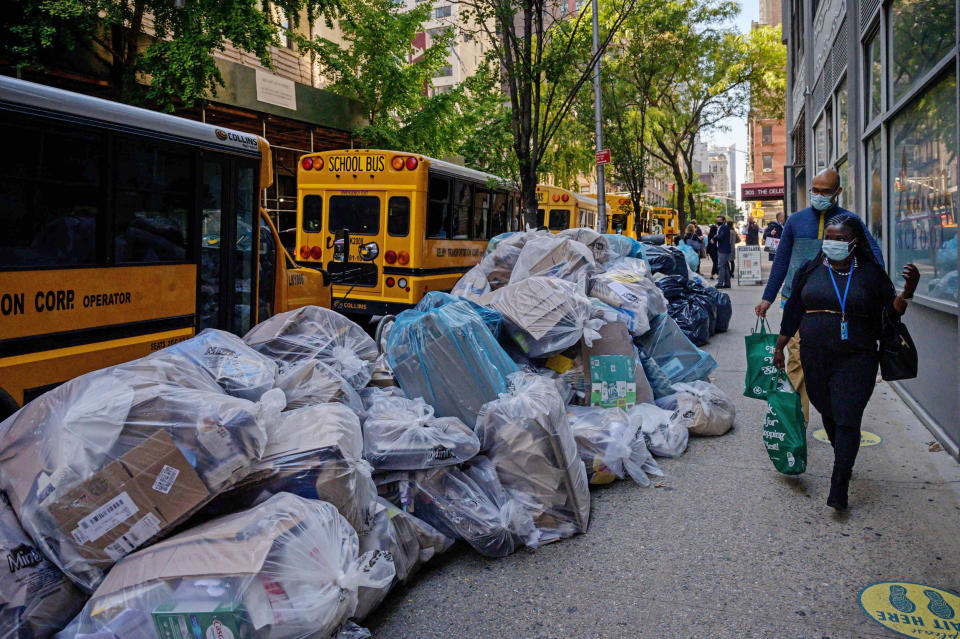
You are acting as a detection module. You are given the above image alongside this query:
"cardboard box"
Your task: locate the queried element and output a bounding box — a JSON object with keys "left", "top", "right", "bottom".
{"left": 46, "top": 429, "right": 209, "bottom": 566}
{"left": 152, "top": 601, "right": 248, "bottom": 639}
{"left": 582, "top": 322, "right": 640, "bottom": 409}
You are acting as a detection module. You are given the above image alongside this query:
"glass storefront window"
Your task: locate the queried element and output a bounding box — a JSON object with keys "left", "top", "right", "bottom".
{"left": 890, "top": 72, "right": 958, "bottom": 304}
{"left": 866, "top": 34, "right": 882, "bottom": 122}
{"left": 814, "top": 114, "right": 827, "bottom": 172}
{"left": 836, "top": 80, "right": 848, "bottom": 155}
{"left": 837, "top": 159, "right": 850, "bottom": 210}
{"left": 890, "top": 0, "right": 956, "bottom": 104}
{"left": 865, "top": 133, "right": 882, "bottom": 244}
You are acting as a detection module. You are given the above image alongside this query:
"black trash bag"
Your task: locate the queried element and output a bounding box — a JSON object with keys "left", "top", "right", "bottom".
{"left": 642, "top": 244, "right": 688, "bottom": 280}
{"left": 703, "top": 287, "right": 732, "bottom": 333}
{"left": 667, "top": 297, "right": 711, "bottom": 346}
{"left": 655, "top": 275, "right": 687, "bottom": 301}
{"left": 685, "top": 280, "right": 718, "bottom": 336}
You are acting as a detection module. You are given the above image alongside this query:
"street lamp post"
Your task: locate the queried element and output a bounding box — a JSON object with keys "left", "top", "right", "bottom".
{"left": 591, "top": 0, "right": 606, "bottom": 231}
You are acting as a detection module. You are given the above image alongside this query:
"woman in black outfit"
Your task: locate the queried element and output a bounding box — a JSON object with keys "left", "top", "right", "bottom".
{"left": 706, "top": 224, "right": 719, "bottom": 278}
{"left": 774, "top": 213, "right": 919, "bottom": 510}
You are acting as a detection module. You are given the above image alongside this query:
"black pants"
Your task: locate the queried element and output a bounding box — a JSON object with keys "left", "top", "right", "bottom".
{"left": 799, "top": 344, "right": 879, "bottom": 479}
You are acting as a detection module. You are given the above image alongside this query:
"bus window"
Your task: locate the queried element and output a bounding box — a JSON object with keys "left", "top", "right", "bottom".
{"left": 0, "top": 116, "right": 103, "bottom": 268}
{"left": 258, "top": 218, "right": 276, "bottom": 324}
{"left": 114, "top": 138, "right": 191, "bottom": 263}
{"left": 472, "top": 188, "right": 490, "bottom": 239}
{"left": 548, "top": 209, "right": 570, "bottom": 231}
{"left": 611, "top": 214, "right": 627, "bottom": 233}
{"left": 302, "top": 195, "right": 323, "bottom": 232}
{"left": 329, "top": 195, "right": 380, "bottom": 235}
{"left": 489, "top": 190, "right": 507, "bottom": 236}
{"left": 199, "top": 160, "right": 223, "bottom": 330}
{"left": 450, "top": 180, "right": 472, "bottom": 239}
{"left": 536, "top": 208, "right": 545, "bottom": 228}
{"left": 388, "top": 196, "right": 410, "bottom": 237}
{"left": 427, "top": 175, "right": 450, "bottom": 238}
{"left": 233, "top": 164, "right": 257, "bottom": 335}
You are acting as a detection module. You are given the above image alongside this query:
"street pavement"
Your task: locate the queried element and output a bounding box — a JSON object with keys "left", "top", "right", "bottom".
{"left": 365, "top": 253, "right": 960, "bottom": 639}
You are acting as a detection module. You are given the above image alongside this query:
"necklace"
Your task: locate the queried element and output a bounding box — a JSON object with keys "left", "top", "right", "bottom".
{"left": 823, "top": 256, "right": 857, "bottom": 276}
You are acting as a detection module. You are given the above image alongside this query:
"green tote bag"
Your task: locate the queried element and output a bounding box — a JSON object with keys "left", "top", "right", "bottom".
{"left": 762, "top": 371, "right": 807, "bottom": 475}
{"left": 744, "top": 318, "right": 779, "bottom": 399}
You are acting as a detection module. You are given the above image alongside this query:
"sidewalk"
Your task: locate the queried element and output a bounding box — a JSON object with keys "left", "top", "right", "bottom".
{"left": 366, "top": 256, "right": 960, "bottom": 639}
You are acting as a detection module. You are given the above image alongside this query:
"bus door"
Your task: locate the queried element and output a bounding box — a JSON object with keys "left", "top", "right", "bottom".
{"left": 199, "top": 154, "right": 259, "bottom": 335}
{"left": 325, "top": 192, "right": 384, "bottom": 299}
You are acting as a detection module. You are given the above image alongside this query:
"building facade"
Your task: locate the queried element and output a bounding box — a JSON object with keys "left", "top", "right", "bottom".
{"left": 783, "top": 0, "right": 959, "bottom": 457}
{"left": 405, "top": 0, "right": 492, "bottom": 96}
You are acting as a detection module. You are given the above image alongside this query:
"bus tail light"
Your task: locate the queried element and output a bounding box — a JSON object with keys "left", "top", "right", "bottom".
{"left": 385, "top": 277, "right": 396, "bottom": 287}
{"left": 405, "top": 156, "right": 419, "bottom": 170}
{"left": 313, "top": 157, "right": 324, "bottom": 170}
{"left": 391, "top": 156, "right": 405, "bottom": 170}
{"left": 310, "top": 246, "right": 322, "bottom": 259}
{"left": 561, "top": 193, "right": 569, "bottom": 202}
{"left": 385, "top": 250, "right": 398, "bottom": 264}
{"left": 301, "top": 157, "right": 313, "bottom": 170}
{"left": 299, "top": 245, "right": 310, "bottom": 258}
{"left": 398, "top": 250, "right": 410, "bottom": 265}
{"left": 552, "top": 194, "right": 560, "bottom": 202}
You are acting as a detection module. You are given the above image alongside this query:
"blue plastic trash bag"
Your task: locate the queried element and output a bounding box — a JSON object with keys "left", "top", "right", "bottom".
{"left": 636, "top": 346, "right": 675, "bottom": 399}
{"left": 637, "top": 313, "right": 717, "bottom": 384}
{"left": 414, "top": 291, "right": 502, "bottom": 337}
{"left": 385, "top": 301, "right": 518, "bottom": 428}
{"left": 603, "top": 234, "right": 642, "bottom": 259}
{"left": 677, "top": 240, "right": 701, "bottom": 273}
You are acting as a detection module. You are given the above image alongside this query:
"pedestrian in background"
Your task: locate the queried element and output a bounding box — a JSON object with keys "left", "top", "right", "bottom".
{"left": 755, "top": 167, "right": 883, "bottom": 423}
{"left": 682, "top": 223, "right": 703, "bottom": 274}
{"left": 707, "top": 224, "right": 719, "bottom": 279}
{"left": 763, "top": 212, "right": 785, "bottom": 262}
{"left": 774, "top": 213, "right": 918, "bottom": 510}
{"left": 746, "top": 217, "right": 760, "bottom": 245}
{"left": 715, "top": 215, "right": 732, "bottom": 288}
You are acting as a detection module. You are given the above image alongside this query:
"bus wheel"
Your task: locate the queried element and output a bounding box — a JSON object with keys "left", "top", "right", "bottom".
{"left": 374, "top": 315, "right": 396, "bottom": 354}
{"left": 0, "top": 388, "right": 19, "bottom": 422}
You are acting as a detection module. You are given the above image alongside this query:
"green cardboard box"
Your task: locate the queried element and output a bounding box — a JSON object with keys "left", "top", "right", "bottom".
{"left": 153, "top": 601, "right": 247, "bottom": 639}
{"left": 588, "top": 354, "right": 637, "bottom": 409}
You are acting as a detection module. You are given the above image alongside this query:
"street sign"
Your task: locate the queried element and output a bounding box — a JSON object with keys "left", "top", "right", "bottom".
{"left": 596, "top": 149, "right": 611, "bottom": 165}
{"left": 737, "top": 245, "right": 762, "bottom": 285}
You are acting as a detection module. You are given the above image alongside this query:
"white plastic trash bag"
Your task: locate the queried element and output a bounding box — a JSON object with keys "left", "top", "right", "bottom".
{"left": 450, "top": 264, "right": 492, "bottom": 300}
{"left": 362, "top": 396, "right": 480, "bottom": 471}
{"left": 556, "top": 228, "right": 614, "bottom": 264}
{"left": 475, "top": 373, "right": 591, "bottom": 543}
{"left": 627, "top": 403, "right": 689, "bottom": 458}
{"left": 589, "top": 258, "right": 667, "bottom": 335}
{"left": 0, "top": 364, "right": 282, "bottom": 592}
{"left": 509, "top": 235, "right": 595, "bottom": 284}
{"left": 274, "top": 358, "right": 365, "bottom": 414}
{"left": 58, "top": 493, "right": 394, "bottom": 639}
{"left": 566, "top": 406, "right": 661, "bottom": 486}
{"left": 655, "top": 381, "right": 736, "bottom": 436}
{"left": 243, "top": 306, "right": 378, "bottom": 390}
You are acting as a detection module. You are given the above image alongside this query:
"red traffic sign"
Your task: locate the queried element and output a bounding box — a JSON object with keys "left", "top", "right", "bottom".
{"left": 596, "top": 149, "right": 611, "bottom": 165}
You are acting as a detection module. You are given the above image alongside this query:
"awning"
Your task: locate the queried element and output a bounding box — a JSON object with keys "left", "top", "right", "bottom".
{"left": 741, "top": 182, "right": 785, "bottom": 201}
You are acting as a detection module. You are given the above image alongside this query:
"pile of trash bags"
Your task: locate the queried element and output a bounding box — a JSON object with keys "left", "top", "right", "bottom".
{"left": 0, "top": 229, "right": 737, "bottom": 639}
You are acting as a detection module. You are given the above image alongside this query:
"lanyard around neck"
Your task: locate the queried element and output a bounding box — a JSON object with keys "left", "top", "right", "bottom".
{"left": 826, "top": 261, "right": 853, "bottom": 319}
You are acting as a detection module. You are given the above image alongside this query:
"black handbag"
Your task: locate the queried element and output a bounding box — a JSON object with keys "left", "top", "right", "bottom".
{"left": 879, "top": 308, "right": 918, "bottom": 381}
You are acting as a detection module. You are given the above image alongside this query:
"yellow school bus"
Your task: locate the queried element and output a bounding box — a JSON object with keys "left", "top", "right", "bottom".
{"left": 650, "top": 207, "right": 681, "bottom": 243}
{"left": 605, "top": 194, "right": 638, "bottom": 239}
{"left": 535, "top": 185, "right": 599, "bottom": 232}
{"left": 295, "top": 149, "right": 520, "bottom": 316}
{"left": 0, "top": 77, "right": 329, "bottom": 418}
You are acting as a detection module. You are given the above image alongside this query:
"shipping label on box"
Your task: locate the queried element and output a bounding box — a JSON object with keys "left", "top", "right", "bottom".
{"left": 588, "top": 355, "right": 637, "bottom": 409}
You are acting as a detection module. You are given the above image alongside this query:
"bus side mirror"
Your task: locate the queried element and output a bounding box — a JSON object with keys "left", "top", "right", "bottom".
{"left": 334, "top": 228, "right": 350, "bottom": 263}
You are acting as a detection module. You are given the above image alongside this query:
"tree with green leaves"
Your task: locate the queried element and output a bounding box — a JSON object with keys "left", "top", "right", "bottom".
{"left": 1, "top": 0, "right": 337, "bottom": 111}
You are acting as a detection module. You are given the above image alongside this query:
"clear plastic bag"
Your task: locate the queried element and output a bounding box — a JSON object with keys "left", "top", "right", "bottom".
{"left": 60, "top": 493, "right": 394, "bottom": 639}
{"left": 362, "top": 396, "right": 480, "bottom": 471}
{"left": 385, "top": 301, "right": 518, "bottom": 429}
{"left": 556, "top": 228, "right": 614, "bottom": 264}
{"left": 487, "top": 277, "right": 604, "bottom": 358}
{"left": 243, "top": 306, "right": 378, "bottom": 390}
{"left": 0, "top": 492, "right": 84, "bottom": 639}
{"left": 475, "top": 373, "right": 591, "bottom": 543}
{"left": 509, "top": 235, "right": 595, "bottom": 284}
{"left": 414, "top": 291, "right": 502, "bottom": 337}
{"left": 150, "top": 329, "right": 278, "bottom": 401}
{"left": 655, "top": 381, "right": 736, "bottom": 437}
{"left": 589, "top": 258, "right": 667, "bottom": 335}
{"left": 566, "top": 406, "right": 661, "bottom": 486}
{"left": 450, "top": 264, "right": 492, "bottom": 300}
{"left": 603, "top": 234, "right": 642, "bottom": 259}
{"left": 626, "top": 403, "right": 689, "bottom": 458}
{"left": 636, "top": 313, "right": 717, "bottom": 384}
{"left": 196, "top": 403, "right": 378, "bottom": 535}
{"left": 0, "top": 363, "right": 283, "bottom": 592}
{"left": 274, "top": 359, "right": 365, "bottom": 414}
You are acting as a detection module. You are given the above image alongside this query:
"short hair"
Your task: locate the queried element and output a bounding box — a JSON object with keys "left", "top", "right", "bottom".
{"left": 717, "top": 215, "right": 726, "bottom": 221}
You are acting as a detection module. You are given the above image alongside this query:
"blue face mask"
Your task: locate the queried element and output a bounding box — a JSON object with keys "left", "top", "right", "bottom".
{"left": 822, "top": 239, "right": 853, "bottom": 260}
{"left": 810, "top": 192, "right": 836, "bottom": 211}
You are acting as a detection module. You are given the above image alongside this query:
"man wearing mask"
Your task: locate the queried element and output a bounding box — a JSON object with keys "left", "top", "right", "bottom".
{"left": 763, "top": 211, "right": 785, "bottom": 261}
{"left": 715, "top": 215, "right": 733, "bottom": 288}
{"left": 755, "top": 168, "right": 883, "bottom": 421}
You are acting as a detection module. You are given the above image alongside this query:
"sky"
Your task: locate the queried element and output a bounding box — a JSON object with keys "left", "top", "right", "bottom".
{"left": 700, "top": 1, "right": 760, "bottom": 204}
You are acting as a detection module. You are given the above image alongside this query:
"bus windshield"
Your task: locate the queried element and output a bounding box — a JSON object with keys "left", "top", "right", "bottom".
{"left": 548, "top": 209, "right": 570, "bottom": 230}
{"left": 611, "top": 214, "right": 628, "bottom": 232}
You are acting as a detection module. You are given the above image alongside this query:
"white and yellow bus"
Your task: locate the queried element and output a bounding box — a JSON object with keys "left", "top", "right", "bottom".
{"left": 605, "top": 194, "right": 638, "bottom": 238}
{"left": 295, "top": 149, "right": 520, "bottom": 316}
{"left": 535, "top": 185, "right": 600, "bottom": 232}
{"left": 0, "top": 77, "right": 329, "bottom": 418}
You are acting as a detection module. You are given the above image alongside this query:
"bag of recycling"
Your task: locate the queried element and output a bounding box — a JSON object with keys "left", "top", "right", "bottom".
{"left": 566, "top": 406, "right": 661, "bottom": 486}
{"left": 451, "top": 264, "right": 492, "bottom": 300}
{"left": 244, "top": 306, "right": 379, "bottom": 390}
{"left": 150, "top": 329, "right": 278, "bottom": 401}
{"left": 603, "top": 234, "right": 642, "bottom": 259}
{"left": 414, "top": 291, "right": 502, "bottom": 337}
{"left": 274, "top": 359, "right": 365, "bottom": 414}
{"left": 486, "top": 277, "right": 604, "bottom": 358}
{"left": 655, "top": 381, "right": 735, "bottom": 436}
{"left": 763, "top": 373, "right": 807, "bottom": 475}
{"left": 196, "top": 403, "right": 378, "bottom": 535}
{"left": 401, "top": 458, "right": 538, "bottom": 558}
{"left": 666, "top": 297, "right": 711, "bottom": 346}
{"left": 358, "top": 385, "right": 406, "bottom": 412}
{"left": 0, "top": 363, "right": 283, "bottom": 592}
{"left": 509, "top": 235, "right": 595, "bottom": 285}
{"left": 676, "top": 240, "right": 700, "bottom": 273}
{"left": 556, "top": 228, "right": 613, "bottom": 264}
{"left": 635, "top": 347, "right": 674, "bottom": 400}
{"left": 744, "top": 318, "right": 779, "bottom": 399}
{"left": 385, "top": 301, "right": 518, "bottom": 428}
{"left": 475, "top": 373, "right": 591, "bottom": 543}
{"left": 60, "top": 493, "right": 394, "bottom": 639}
{"left": 626, "top": 403, "right": 689, "bottom": 458}
{"left": 0, "top": 492, "right": 84, "bottom": 639}
{"left": 362, "top": 396, "right": 480, "bottom": 471}
{"left": 637, "top": 313, "right": 717, "bottom": 384}
{"left": 588, "top": 259, "right": 666, "bottom": 335}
